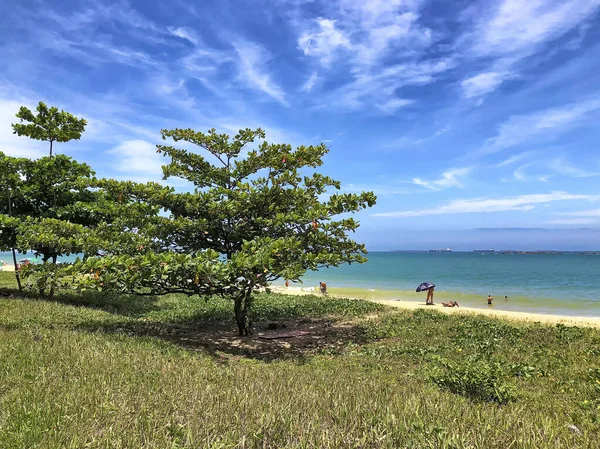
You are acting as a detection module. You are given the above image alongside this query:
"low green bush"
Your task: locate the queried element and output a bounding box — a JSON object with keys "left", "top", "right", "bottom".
{"left": 431, "top": 358, "right": 518, "bottom": 404}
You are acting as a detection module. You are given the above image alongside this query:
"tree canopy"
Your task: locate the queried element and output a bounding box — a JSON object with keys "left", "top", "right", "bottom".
{"left": 12, "top": 101, "right": 87, "bottom": 156}
{"left": 62, "top": 127, "right": 376, "bottom": 335}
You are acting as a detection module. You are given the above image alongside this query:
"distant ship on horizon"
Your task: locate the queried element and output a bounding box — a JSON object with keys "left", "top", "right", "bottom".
{"left": 428, "top": 248, "right": 452, "bottom": 252}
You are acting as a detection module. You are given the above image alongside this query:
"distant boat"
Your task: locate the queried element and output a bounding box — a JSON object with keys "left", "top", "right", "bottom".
{"left": 473, "top": 249, "right": 495, "bottom": 253}
{"left": 429, "top": 248, "right": 452, "bottom": 252}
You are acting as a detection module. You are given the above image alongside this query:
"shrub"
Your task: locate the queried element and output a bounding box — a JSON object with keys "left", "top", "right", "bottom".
{"left": 431, "top": 358, "right": 518, "bottom": 404}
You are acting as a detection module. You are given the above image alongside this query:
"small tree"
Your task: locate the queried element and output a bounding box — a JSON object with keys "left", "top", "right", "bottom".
{"left": 159, "top": 128, "right": 376, "bottom": 335}
{"left": 0, "top": 154, "right": 97, "bottom": 263}
{"left": 69, "top": 128, "right": 376, "bottom": 335}
{"left": 12, "top": 102, "right": 87, "bottom": 157}
{"left": 0, "top": 151, "right": 167, "bottom": 295}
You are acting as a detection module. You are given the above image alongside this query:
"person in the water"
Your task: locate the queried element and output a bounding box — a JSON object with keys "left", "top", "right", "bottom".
{"left": 487, "top": 295, "right": 493, "bottom": 306}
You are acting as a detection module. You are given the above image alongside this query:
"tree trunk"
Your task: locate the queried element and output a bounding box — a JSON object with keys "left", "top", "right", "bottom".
{"left": 234, "top": 289, "right": 253, "bottom": 336}
{"left": 49, "top": 140, "right": 53, "bottom": 157}
{"left": 10, "top": 247, "right": 22, "bottom": 291}
{"left": 48, "top": 254, "right": 57, "bottom": 297}
{"left": 5, "top": 185, "right": 21, "bottom": 291}
{"left": 38, "top": 252, "right": 51, "bottom": 296}
{"left": 243, "top": 289, "right": 253, "bottom": 334}
{"left": 234, "top": 296, "right": 245, "bottom": 336}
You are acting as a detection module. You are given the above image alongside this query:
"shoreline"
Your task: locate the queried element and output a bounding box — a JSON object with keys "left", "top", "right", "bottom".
{"left": 3, "top": 265, "right": 598, "bottom": 327}
{"left": 269, "top": 286, "right": 600, "bottom": 328}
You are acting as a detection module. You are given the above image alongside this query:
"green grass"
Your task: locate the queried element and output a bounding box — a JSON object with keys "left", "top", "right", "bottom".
{"left": 0, "top": 272, "right": 599, "bottom": 448}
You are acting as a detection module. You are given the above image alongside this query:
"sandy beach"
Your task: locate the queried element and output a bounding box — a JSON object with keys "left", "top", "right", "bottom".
{"left": 2, "top": 265, "right": 598, "bottom": 327}
{"left": 270, "top": 285, "right": 600, "bottom": 328}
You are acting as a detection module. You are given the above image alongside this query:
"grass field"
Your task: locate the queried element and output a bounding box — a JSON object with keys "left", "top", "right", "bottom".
{"left": 0, "top": 271, "right": 599, "bottom": 448}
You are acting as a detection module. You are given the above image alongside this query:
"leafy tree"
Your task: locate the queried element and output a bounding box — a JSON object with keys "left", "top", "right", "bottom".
{"left": 12, "top": 101, "right": 87, "bottom": 157}
{"left": 0, "top": 153, "right": 96, "bottom": 262}
{"left": 0, "top": 150, "right": 169, "bottom": 295}
{"left": 69, "top": 128, "right": 376, "bottom": 335}
{"left": 0, "top": 153, "right": 29, "bottom": 290}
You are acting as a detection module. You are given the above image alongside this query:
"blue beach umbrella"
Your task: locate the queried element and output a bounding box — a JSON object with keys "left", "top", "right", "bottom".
{"left": 416, "top": 282, "right": 435, "bottom": 292}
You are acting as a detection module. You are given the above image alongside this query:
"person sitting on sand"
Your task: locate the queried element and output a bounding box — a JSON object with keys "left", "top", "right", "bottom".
{"left": 487, "top": 295, "right": 493, "bottom": 306}
{"left": 426, "top": 286, "right": 435, "bottom": 305}
{"left": 319, "top": 281, "right": 327, "bottom": 295}
{"left": 442, "top": 301, "right": 459, "bottom": 307}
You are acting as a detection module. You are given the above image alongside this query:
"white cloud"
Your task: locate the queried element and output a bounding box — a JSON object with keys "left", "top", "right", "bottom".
{"left": 168, "top": 26, "right": 198, "bottom": 45}
{"left": 329, "top": 58, "right": 454, "bottom": 111}
{"left": 294, "top": 0, "right": 438, "bottom": 112}
{"left": 413, "top": 167, "right": 471, "bottom": 191}
{"left": 339, "top": 0, "right": 432, "bottom": 66}
{"left": 470, "top": 0, "right": 600, "bottom": 58}
{"left": 513, "top": 163, "right": 533, "bottom": 181}
{"left": 547, "top": 158, "right": 599, "bottom": 178}
{"left": 548, "top": 209, "right": 600, "bottom": 225}
{"left": 547, "top": 218, "right": 599, "bottom": 225}
{"left": 300, "top": 72, "right": 319, "bottom": 92}
{"left": 495, "top": 151, "right": 534, "bottom": 167}
{"left": 458, "top": 0, "right": 600, "bottom": 98}
{"left": 232, "top": 41, "right": 288, "bottom": 106}
{"left": 557, "top": 209, "right": 600, "bottom": 217}
{"left": 298, "top": 18, "right": 351, "bottom": 66}
{"left": 461, "top": 72, "right": 509, "bottom": 98}
{"left": 107, "top": 140, "right": 163, "bottom": 179}
{"left": 397, "top": 126, "right": 451, "bottom": 146}
{"left": 298, "top": 2, "right": 431, "bottom": 68}
{"left": 377, "top": 98, "right": 415, "bottom": 114}
{"left": 372, "top": 191, "right": 599, "bottom": 217}
{"left": 485, "top": 98, "right": 600, "bottom": 153}
{"left": 507, "top": 156, "right": 598, "bottom": 181}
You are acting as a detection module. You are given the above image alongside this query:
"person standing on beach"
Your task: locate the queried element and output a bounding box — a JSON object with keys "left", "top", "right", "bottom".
{"left": 319, "top": 281, "right": 327, "bottom": 295}
{"left": 426, "top": 286, "right": 435, "bottom": 305}
{"left": 487, "top": 295, "right": 493, "bottom": 306}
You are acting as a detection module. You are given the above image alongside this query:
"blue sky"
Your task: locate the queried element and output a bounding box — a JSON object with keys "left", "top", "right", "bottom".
{"left": 1, "top": 0, "right": 600, "bottom": 250}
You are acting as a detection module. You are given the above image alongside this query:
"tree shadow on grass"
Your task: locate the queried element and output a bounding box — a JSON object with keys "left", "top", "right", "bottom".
{"left": 1, "top": 284, "right": 378, "bottom": 362}
{"left": 76, "top": 316, "right": 370, "bottom": 363}
{"left": 1, "top": 287, "right": 163, "bottom": 318}
{"left": 52, "top": 291, "right": 164, "bottom": 318}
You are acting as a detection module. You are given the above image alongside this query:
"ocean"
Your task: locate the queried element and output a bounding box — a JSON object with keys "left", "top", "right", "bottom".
{"left": 282, "top": 252, "right": 600, "bottom": 318}
{"left": 2, "top": 251, "right": 599, "bottom": 317}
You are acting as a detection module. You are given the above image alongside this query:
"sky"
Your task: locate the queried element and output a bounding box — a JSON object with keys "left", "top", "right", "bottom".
{"left": 1, "top": 0, "right": 600, "bottom": 250}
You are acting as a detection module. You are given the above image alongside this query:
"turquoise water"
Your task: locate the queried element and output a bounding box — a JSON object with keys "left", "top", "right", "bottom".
{"left": 2, "top": 251, "right": 599, "bottom": 317}
{"left": 285, "top": 252, "right": 600, "bottom": 317}
{"left": 0, "top": 252, "right": 79, "bottom": 265}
